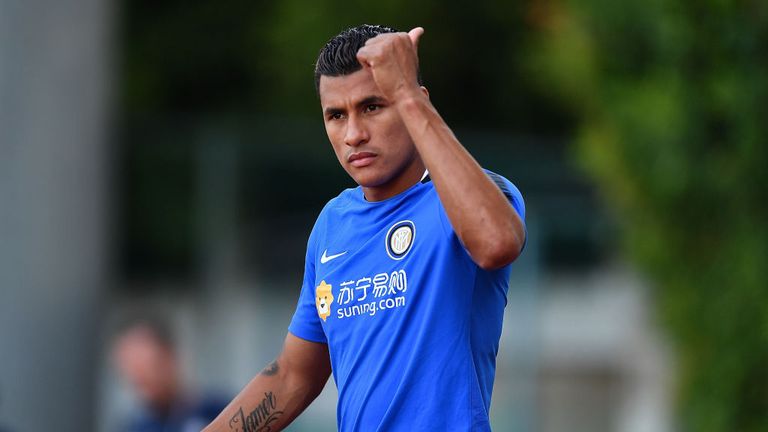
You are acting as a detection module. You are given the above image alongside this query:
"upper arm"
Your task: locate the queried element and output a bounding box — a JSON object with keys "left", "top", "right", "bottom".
{"left": 485, "top": 170, "right": 526, "bottom": 253}
{"left": 437, "top": 171, "right": 527, "bottom": 267}
{"left": 279, "top": 333, "right": 331, "bottom": 394}
{"left": 485, "top": 171, "right": 525, "bottom": 221}
{"left": 288, "top": 218, "right": 329, "bottom": 344}
{"left": 202, "top": 334, "right": 330, "bottom": 432}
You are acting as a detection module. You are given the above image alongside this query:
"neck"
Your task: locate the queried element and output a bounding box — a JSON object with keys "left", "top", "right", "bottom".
{"left": 362, "top": 159, "right": 426, "bottom": 202}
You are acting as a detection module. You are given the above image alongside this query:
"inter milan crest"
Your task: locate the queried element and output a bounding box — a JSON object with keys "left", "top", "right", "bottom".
{"left": 385, "top": 220, "right": 415, "bottom": 260}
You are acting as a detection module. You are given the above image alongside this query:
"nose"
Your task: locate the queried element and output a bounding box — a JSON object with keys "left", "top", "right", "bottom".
{"left": 344, "top": 116, "right": 369, "bottom": 147}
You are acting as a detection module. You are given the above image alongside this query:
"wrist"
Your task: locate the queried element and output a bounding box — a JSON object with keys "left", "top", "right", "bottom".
{"left": 394, "top": 87, "right": 429, "bottom": 113}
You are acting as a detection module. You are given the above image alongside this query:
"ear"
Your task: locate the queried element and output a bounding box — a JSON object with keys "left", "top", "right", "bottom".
{"left": 420, "top": 86, "right": 430, "bottom": 99}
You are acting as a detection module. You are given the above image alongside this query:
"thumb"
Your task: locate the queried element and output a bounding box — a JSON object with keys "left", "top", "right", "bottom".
{"left": 408, "top": 27, "right": 424, "bottom": 52}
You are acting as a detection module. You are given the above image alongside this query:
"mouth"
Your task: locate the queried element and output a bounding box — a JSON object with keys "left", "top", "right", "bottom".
{"left": 347, "top": 151, "right": 377, "bottom": 168}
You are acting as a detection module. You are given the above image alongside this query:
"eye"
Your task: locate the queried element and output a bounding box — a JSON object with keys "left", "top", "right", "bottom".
{"left": 364, "top": 104, "right": 381, "bottom": 113}
{"left": 328, "top": 112, "right": 344, "bottom": 121}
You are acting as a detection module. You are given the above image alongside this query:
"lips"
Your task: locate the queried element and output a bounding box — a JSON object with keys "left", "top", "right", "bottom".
{"left": 347, "top": 151, "right": 377, "bottom": 168}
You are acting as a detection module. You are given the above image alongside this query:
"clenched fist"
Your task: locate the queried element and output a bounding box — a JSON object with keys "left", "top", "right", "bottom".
{"left": 356, "top": 27, "right": 425, "bottom": 101}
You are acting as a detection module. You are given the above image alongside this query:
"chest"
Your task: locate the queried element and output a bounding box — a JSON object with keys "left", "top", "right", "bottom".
{"left": 311, "top": 197, "right": 476, "bottom": 345}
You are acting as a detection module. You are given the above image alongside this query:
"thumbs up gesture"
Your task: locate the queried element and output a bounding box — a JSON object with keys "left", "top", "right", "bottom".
{"left": 356, "top": 27, "right": 425, "bottom": 101}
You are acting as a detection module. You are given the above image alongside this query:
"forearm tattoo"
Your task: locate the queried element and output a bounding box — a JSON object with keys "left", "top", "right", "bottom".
{"left": 260, "top": 360, "right": 279, "bottom": 376}
{"left": 228, "top": 391, "right": 284, "bottom": 432}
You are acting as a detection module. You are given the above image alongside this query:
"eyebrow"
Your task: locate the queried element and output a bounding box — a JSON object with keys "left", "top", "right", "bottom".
{"left": 357, "top": 96, "right": 386, "bottom": 108}
{"left": 323, "top": 95, "right": 387, "bottom": 116}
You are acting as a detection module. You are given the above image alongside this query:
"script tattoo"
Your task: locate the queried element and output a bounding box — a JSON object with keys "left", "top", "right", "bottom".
{"left": 228, "top": 391, "right": 283, "bottom": 432}
{"left": 260, "top": 360, "right": 279, "bottom": 376}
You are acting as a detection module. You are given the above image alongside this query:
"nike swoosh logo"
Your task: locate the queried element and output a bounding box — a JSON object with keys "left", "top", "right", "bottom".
{"left": 320, "top": 249, "right": 347, "bottom": 264}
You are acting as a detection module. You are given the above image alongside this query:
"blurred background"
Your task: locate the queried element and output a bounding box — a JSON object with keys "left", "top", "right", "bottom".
{"left": 1, "top": 0, "right": 766, "bottom": 431}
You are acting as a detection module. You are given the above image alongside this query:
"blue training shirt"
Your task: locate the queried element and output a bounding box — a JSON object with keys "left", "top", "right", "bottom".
{"left": 288, "top": 170, "right": 525, "bottom": 431}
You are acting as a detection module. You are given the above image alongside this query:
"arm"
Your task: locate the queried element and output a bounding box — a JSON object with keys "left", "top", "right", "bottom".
{"left": 357, "top": 28, "right": 525, "bottom": 269}
{"left": 203, "top": 333, "right": 331, "bottom": 432}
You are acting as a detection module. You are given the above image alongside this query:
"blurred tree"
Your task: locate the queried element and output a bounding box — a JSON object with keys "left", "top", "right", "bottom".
{"left": 120, "top": 0, "right": 273, "bottom": 113}
{"left": 118, "top": 0, "right": 581, "bottom": 279}
{"left": 525, "top": 0, "right": 768, "bottom": 430}
{"left": 120, "top": 0, "right": 572, "bottom": 132}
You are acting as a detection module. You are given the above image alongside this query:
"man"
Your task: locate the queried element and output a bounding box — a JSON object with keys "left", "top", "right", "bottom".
{"left": 112, "top": 316, "right": 228, "bottom": 432}
{"left": 204, "top": 24, "right": 526, "bottom": 431}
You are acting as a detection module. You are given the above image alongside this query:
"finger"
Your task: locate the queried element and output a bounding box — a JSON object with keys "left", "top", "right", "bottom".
{"left": 356, "top": 47, "right": 374, "bottom": 68}
{"left": 408, "top": 27, "right": 424, "bottom": 52}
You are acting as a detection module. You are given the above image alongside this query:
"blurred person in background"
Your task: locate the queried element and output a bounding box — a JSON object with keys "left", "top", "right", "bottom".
{"left": 111, "top": 315, "right": 227, "bottom": 432}
{"left": 205, "top": 24, "right": 525, "bottom": 431}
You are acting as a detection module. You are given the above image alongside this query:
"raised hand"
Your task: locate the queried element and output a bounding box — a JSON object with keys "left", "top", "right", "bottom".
{"left": 356, "top": 27, "right": 425, "bottom": 101}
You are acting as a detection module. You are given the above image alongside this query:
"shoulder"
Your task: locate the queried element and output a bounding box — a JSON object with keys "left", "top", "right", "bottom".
{"left": 316, "top": 186, "right": 360, "bottom": 221}
{"left": 483, "top": 168, "right": 525, "bottom": 220}
{"left": 306, "top": 187, "right": 360, "bottom": 250}
{"left": 483, "top": 169, "right": 522, "bottom": 198}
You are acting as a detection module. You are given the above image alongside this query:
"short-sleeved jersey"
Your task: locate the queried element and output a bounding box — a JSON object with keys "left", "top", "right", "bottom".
{"left": 289, "top": 170, "right": 525, "bottom": 431}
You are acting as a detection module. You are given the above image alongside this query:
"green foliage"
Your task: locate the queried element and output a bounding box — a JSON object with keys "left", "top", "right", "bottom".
{"left": 119, "top": 0, "right": 569, "bottom": 132}
{"left": 527, "top": 0, "right": 768, "bottom": 429}
{"left": 119, "top": 1, "right": 581, "bottom": 279}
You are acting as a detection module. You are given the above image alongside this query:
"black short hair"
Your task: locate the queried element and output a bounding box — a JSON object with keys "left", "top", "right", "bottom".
{"left": 314, "top": 24, "right": 422, "bottom": 92}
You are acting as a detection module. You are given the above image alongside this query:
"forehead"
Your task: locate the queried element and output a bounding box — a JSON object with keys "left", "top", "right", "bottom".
{"left": 318, "top": 69, "right": 382, "bottom": 107}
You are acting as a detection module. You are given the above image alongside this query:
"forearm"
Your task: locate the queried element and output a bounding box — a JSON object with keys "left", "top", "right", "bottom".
{"left": 396, "top": 92, "right": 524, "bottom": 268}
{"left": 203, "top": 359, "right": 323, "bottom": 432}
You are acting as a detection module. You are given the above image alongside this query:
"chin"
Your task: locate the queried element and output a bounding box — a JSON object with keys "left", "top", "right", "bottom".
{"left": 349, "top": 168, "right": 389, "bottom": 188}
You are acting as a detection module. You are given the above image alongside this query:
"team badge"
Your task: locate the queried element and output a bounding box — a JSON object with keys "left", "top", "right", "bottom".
{"left": 386, "top": 220, "right": 415, "bottom": 260}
